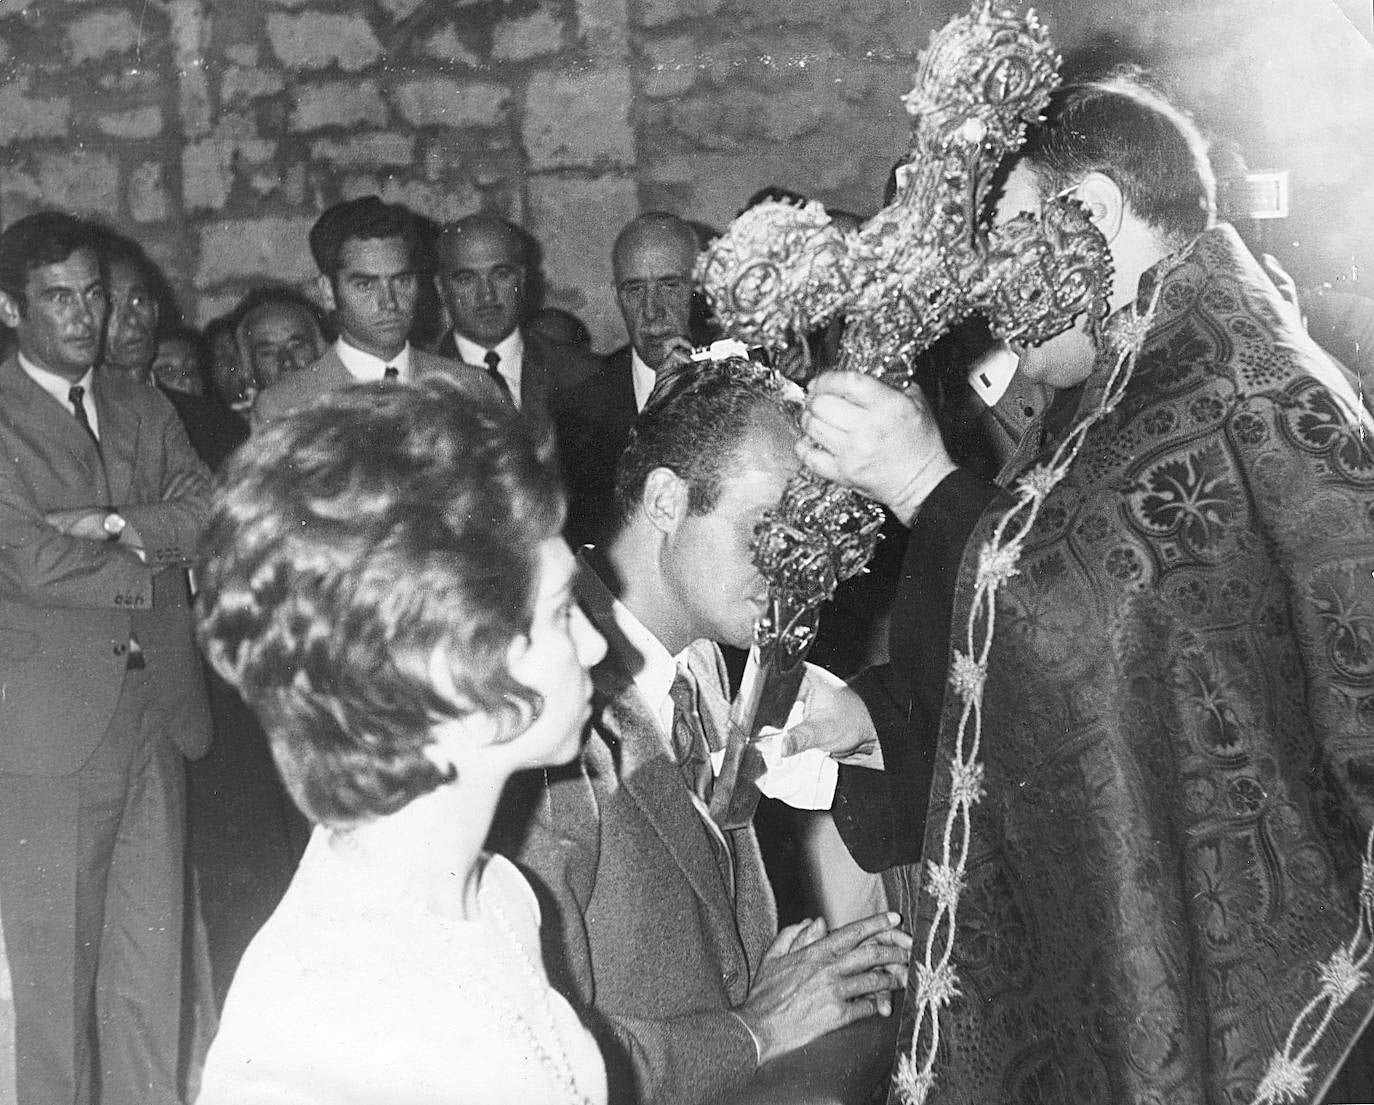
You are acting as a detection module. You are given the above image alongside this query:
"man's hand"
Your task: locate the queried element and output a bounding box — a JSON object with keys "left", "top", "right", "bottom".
{"left": 784, "top": 663, "right": 883, "bottom": 769}
{"left": 798, "top": 372, "right": 957, "bottom": 524}
{"left": 734, "top": 911, "right": 912, "bottom": 1066}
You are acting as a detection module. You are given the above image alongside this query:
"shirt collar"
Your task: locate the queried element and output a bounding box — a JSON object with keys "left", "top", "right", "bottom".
{"left": 575, "top": 548, "right": 683, "bottom": 736}
{"left": 630, "top": 348, "right": 658, "bottom": 412}
{"left": 335, "top": 336, "right": 411, "bottom": 381}
{"left": 453, "top": 328, "right": 524, "bottom": 406}
{"left": 18, "top": 352, "right": 94, "bottom": 408}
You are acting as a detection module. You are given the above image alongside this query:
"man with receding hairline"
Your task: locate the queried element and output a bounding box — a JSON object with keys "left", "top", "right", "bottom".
{"left": 432, "top": 212, "right": 599, "bottom": 415}
{"left": 555, "top": 211, "right": 703, "bottom": 546}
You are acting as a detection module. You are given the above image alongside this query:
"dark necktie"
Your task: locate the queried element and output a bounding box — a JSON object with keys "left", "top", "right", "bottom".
{"left": 68, "top": 385, "right": 99, "bottom": 446}
{"left": 669, "top": 666, "right": 716, "bottom": 806}
{"left": 383, "top": 365, "right": 399, "bottom": 380}
{"left": 484, "top": 350, "right": 513, "bottom": 404}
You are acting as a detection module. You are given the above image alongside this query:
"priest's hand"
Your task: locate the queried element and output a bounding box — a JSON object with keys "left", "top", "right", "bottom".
{"left": 798, "top": 371, "right": 957, "bottom": 524}
{"left": 784, "top": 663, "right": 883, "bottom": 769}
{"left": 734, "top": 911, "right": 912, "bottom": 1066}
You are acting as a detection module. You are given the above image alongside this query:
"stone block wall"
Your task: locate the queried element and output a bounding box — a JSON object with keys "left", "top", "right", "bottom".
{"left": 0, "top": 0, "right": 1370, "bottom": 352}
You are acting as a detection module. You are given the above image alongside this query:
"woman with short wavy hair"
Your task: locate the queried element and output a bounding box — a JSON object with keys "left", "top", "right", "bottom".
{"left": 195, "top": 376, "right": 608, "bottom": 1105}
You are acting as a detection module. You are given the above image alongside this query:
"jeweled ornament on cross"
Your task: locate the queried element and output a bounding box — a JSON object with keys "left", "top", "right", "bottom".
{"left": 699, "top": 1, "right": 1111, "bottom": 666}
{"left": 694, "top": 0, "right": 1116, "bottom": 1089}
{"left": 697, "top": 0, "right": 1111, "bottom": 821}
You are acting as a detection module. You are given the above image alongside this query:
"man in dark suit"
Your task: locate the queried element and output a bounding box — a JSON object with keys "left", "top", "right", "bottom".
{"left": 556, "top": 211, "right": 702, "bottom": 546}
{"left": 0, "top": 211, "right": 213, "bottom": 1105}
{"left": 254, "top": 196, "right": 498, "bottom": 425}
{"left": 96, "top": 231, "right": 249, "bottom": 471}
{"left": 515, "top": 361, "right": 908, "bottom": 1105}
{"left": 432, "top": 213, "right": 599, "bottom": 415}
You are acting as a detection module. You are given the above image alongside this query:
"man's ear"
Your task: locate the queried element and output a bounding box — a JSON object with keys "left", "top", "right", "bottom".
{"left": 642, "top": 467, "right": 688, "bottom": 535}
{"left": 316, "top": 273, "right": 337, "bottom": 313}
{"left": 0, "top": 289, "right": 22, "bottom": 331}
{"left": 1072, "top": 172, "right": 1126, "bottom": 243}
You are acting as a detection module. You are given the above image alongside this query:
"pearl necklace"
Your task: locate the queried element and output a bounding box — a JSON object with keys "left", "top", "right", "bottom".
{"left": 481, "top": 886, "right": 596, "bottom": 1105}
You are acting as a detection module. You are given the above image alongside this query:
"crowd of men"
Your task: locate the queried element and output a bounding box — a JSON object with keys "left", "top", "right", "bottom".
{"left": 0, "top": 69, "right": 1371, "bottom": 1105}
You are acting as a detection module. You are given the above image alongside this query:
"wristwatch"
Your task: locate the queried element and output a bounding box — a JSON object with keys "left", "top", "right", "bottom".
{"left": 102, "top": 512, "right": 127, "bottom": 543}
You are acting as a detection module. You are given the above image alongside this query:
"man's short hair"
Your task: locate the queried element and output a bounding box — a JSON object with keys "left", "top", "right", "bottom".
{"left": 1018, "top": 74, "right": 1216, "bottom": 247}
{"left": 0, "top": 211, "right": 99, "bottom": 312}
{"left": 612, "top": 358, "right": 799, "bottom": 526}
{"left": 234, "top": 284, "right": 329, "bottom": 337}
{"left": 611, "top": 211, "right": 698, "bottom": 278}
{"left": 308, "top": 195, "right": 423, "bottom": 279}
{"left": 196, "top": 377, "right": 565, "bottom": 827}
{"left": 436, "top": 212, "right": 529, "bottom": 265}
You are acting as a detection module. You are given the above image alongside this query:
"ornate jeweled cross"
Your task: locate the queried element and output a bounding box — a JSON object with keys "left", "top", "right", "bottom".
{"left": 695, "top": 0, "right": 1112, "bottom": 840}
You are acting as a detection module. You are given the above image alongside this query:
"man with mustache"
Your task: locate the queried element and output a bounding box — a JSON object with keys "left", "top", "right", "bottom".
{"left": 0, "top": 211, "right": 213, "bottom": 1105}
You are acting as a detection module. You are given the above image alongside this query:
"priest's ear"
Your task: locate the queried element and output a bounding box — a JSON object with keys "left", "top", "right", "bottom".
{"left": 641, "top": 466, "right": 689, "bottom": 534}
{"left": 1068, "top": 172, "right": 1126, "bottom": 243}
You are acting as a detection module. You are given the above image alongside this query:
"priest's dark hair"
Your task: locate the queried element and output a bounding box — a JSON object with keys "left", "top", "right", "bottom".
{"left": 195, "top": 376, "right": 564, "bottom": 827}
{"left": 1017, "top": 72, "right": 1216, "bottom": 248}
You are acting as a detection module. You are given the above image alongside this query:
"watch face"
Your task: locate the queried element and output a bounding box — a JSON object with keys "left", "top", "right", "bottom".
{"left": 103, "top": 513, "right": 126, "bottom": 538}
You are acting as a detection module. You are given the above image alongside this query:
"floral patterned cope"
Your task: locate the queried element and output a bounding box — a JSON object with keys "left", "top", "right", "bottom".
{"left": 889, "top": 225, "right": 1374, "bottom": 1105}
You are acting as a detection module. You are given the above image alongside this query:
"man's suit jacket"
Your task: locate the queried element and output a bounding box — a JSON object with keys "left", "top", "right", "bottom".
{"left": 513, "top": 583, "right": 776, "bottom": 1105}
{"left": 251, "top": 344, "right": 501, "bottom": 426}
{"left": 0, "top": 355, "right": 213, "bottom": 775}
{"left": 433, "top": 326, "right": 601, "bottom": 416}
{"left": 552, "top": 346, "right": 639, "bottom": 548}
{"left": 159, "top": 386, "right": 249, "bottom": 471}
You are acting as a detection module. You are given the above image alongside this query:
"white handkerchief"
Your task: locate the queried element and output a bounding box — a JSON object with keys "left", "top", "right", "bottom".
{"left": 759, "top": 698, "right": 838, "bottom": 810}
{"left": 707, "top": 699, "right": 839, "bottom": 811}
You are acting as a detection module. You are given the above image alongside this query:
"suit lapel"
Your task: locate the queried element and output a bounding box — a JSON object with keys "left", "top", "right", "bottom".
{"left": 519, "top": 330, "right": 552, "bottom": 413}
{"left": 593, "top": 668, "right": 745, "bottom": 960}
{"left": 606, "top": 348, "right": 638, "bottom": 428}
{"left": 315, "top": 348, "right": 355, "bottom": 389}
{"left": 0, "top": 357, "right": 110, "bottom": 501}
{"left": 576, "top": 558, "right": 744, "bottom": 970}
{"left": 91, "top": 375, "right": 138, "bottom": 505}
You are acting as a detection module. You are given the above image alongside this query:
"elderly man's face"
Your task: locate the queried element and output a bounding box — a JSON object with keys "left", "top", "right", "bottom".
{"left": 243, "top": 303, "right": 322, "bottom": 389}
{"left": 103, "top": 257, "right": 159, "bottom": 381}
{"left": 435, "top": 224, "right": 525, "bottom": 348}
{"left": 615, "top": 231, "right": 696, "bottom": 371}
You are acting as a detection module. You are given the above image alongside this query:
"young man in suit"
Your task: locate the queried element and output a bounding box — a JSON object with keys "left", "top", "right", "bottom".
{"left": 555, "top": 211, "right": 701, "bottom": 546}
{"left": 515, "top": 360, "right": 908, "bottom": 1105}
{"left": 0, "top": 211, "right": 213, "bottom": 1105}
{"left": 253, "top": 195, "right": 498, "bottom": 425}
{"left": 432, "top": 213, "right": 599, "bottom": 415}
